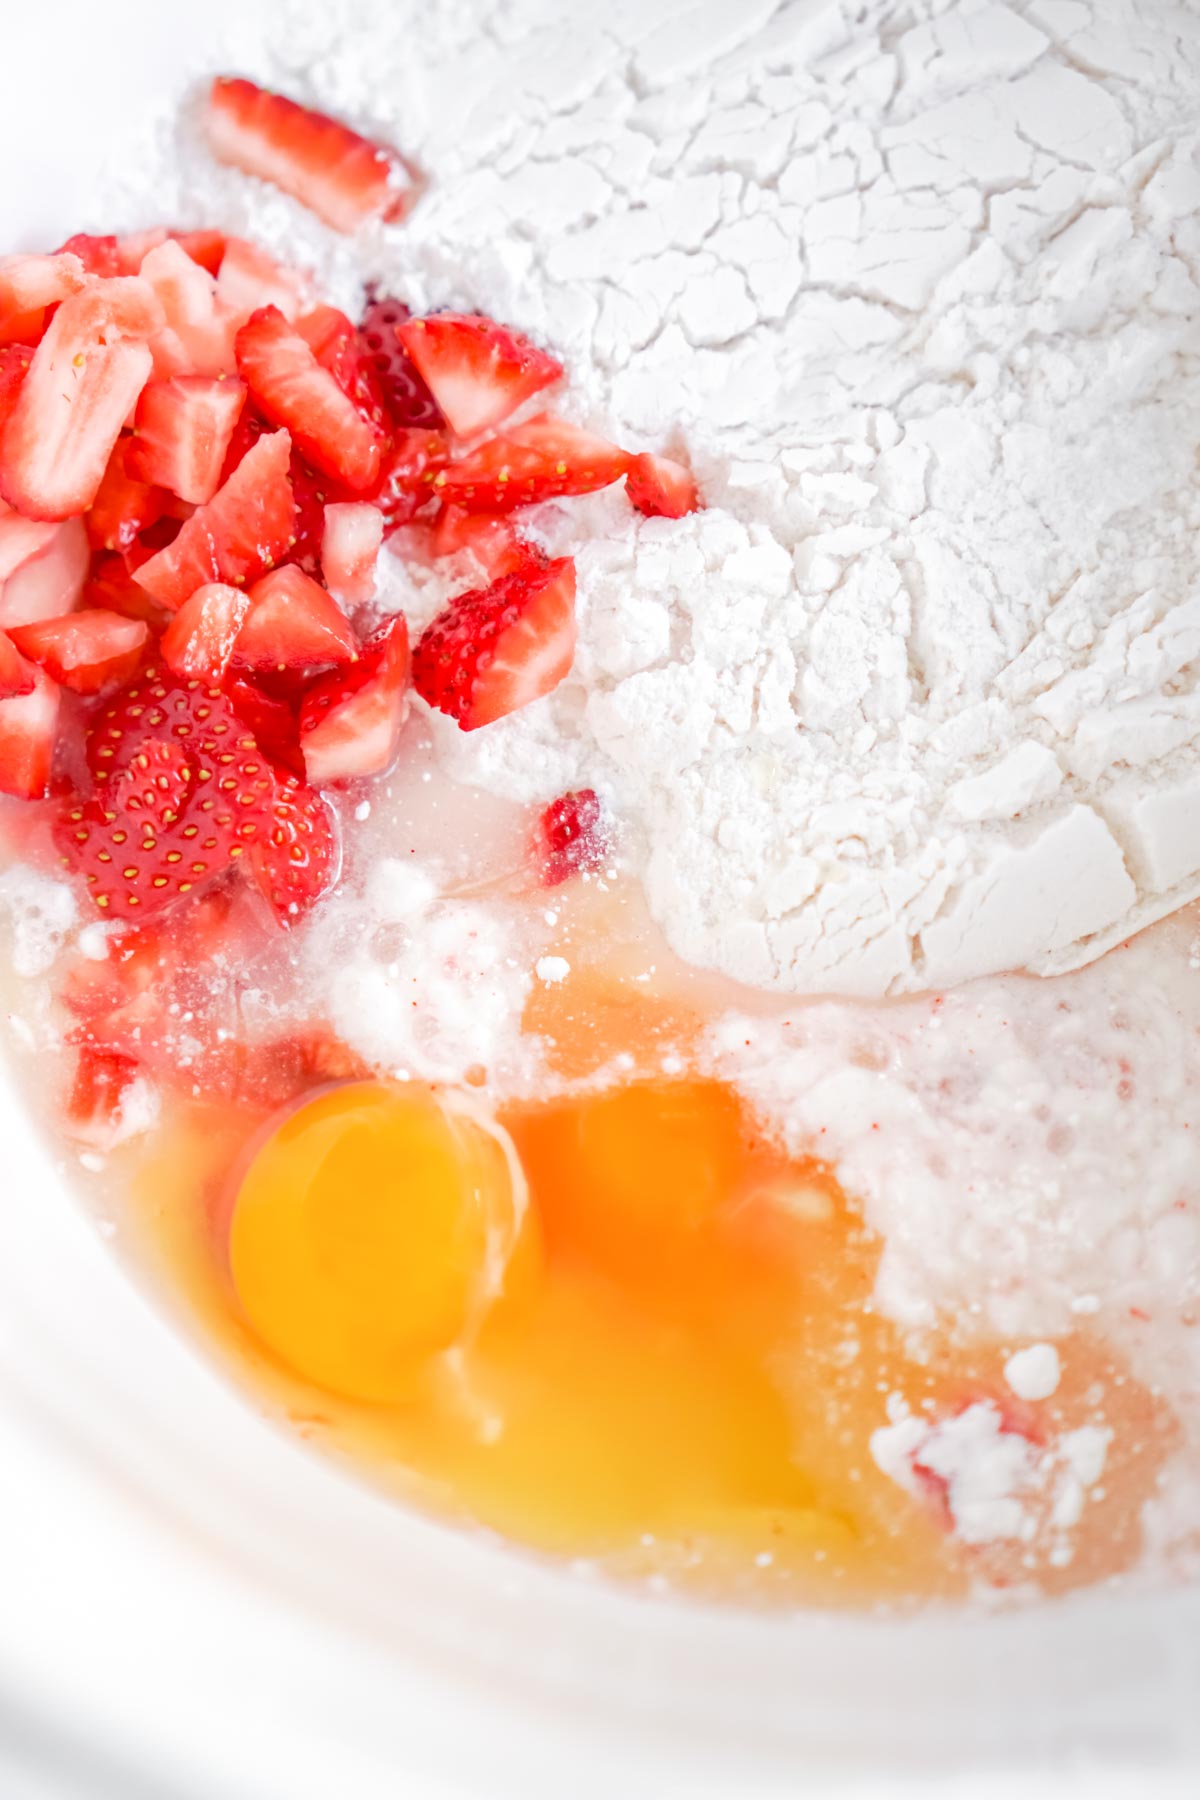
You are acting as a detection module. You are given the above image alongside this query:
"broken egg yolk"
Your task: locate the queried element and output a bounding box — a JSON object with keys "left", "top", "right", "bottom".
{"left": 230, "top": 1082, "right": 533, "bottom": 1403}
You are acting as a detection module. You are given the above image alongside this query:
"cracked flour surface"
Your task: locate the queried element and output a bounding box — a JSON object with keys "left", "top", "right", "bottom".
{"left": 103, "top": 0, "right": 1200, "bottom": 997}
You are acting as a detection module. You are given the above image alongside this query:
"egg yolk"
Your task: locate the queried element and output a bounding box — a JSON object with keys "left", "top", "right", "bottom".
{"left": 230, "top": 1082, "right": 531, "bottom": 1403}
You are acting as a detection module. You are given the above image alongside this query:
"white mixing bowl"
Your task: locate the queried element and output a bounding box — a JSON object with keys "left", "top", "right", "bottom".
{"left": 1, "top": 5, "right": 1198, "bottom": 1794}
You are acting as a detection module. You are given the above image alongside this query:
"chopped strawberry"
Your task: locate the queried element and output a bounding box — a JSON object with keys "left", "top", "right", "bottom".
{"left": 223, "top": 674, "right": 303, "bottom": 776}
{"left": 299, "top": 613, "right": 409, "bottom": 784}
{"left": 236, "top": 564, "right": 358, "bottom": 672}
{"left": 321, "top": 500, "right": 383, "bottom": 603}
{"left": 432, "top": 505, "right": 531, "bottom": 580}
{"left": 236, "top": 306, "right": 384, "bottom": 491}
{"left": 0, "top": 251, "right": 86, "bottom": 343}
{"left": 0, "top": 502, "right": 58, "bottom": 582}
{"left": 358, "top": 295, "right": 443, "bottom": 429}
{"left": 161, "top": 584, "right": 249, "bottom": 682}
{"left": 535, "top": 789, "right": 610, "bottom": 886}
{"left": 412, "top": 556, "right": 576, "bottom": 730}
{"left": 0, "top": 665, "right": 60, "bottom": 798}
{"left": 436, "top": 414, "right": 629, "bottom": 515}
{"left": 0, "top": 343, "right": 34, "bottom": 412}
{"left": 216, "top": 236, "right": 307, "bottom": 323}
{"left": 82, "top": 553, "right": 170, "bottom": 627}
{"left": 205, "top": 76, "right": 416, "bottom": 235}
{"left": 116, "top": 229, "right": 226, "bottom": 279}
{"left": 64, "top": 1045, "right": 145, "bottom": 1149}
{"left": 0, "top": 630, "right": 35, "bottom": 701}
{"left": 126, "top": 375, "right": 246, "bottom": 504}
{"left": 132, "top": 428, "right": 295, "bottom": 610}
{"left": 0, "top": 280, "right": 162, "bottom": 521}
{"left": 138, "top": 239, "right": 238, "bottom": 379}
{"left": 86, "top": 438, "right": 168, "bottom": 553}
{"left": 57, "top": 235, "right": 122, "bottom": 277}
{"left": 295, "top": 304, "right": 390, "bottom": 439}
{"left": 10, "top": 610, "right": 148, "bottom": 695}
{"left": 294, "top": 303, "right": 354, "bottom": 364}
{"left": 174, "top": 230, "right": 227, "bottom": 277}
{"left": 625, "top": 451, "right": 701, "bottom": 519}
{"left": 371, "top": 428, "right": 449, "bottom": 526}
{"left": 244, "top": 779, "right": 340, "bottom": 925}
{"left": 398, "top": 313, "right": 562, "bottom": 440}
{"left": 0, "top": 518, "right": 89, "bottom": 630}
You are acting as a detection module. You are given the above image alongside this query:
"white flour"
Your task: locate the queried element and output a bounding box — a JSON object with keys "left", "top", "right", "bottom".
{"left": 94, "top": 0, "right": 1200, "bottom": 998}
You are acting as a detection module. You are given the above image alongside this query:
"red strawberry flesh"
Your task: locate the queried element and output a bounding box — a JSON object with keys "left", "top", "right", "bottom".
{"left": 398, "top": 312, "right": 562, "bottom": 440}
{"left": 412, "top": 555, "right": 576, "bottom": 730}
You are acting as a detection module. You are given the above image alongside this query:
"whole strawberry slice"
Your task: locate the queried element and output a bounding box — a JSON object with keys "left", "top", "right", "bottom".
{"left": 236, "top": 305, "right": 384, "bottom": 491}
{"left": 205, "top": 77, "right": 417, "bottom": 235}
{"left": 412, "top": 556, "right": 576, "bottom": 730}
{"left": 358, "top": 295, "right": 443, "bottom": 429}
{"left": 435, "top": 414, "right": 628, "bottom": 515}
{"left": 398, "top": 313, "right": 562, "bottom": 440}
{"left": 132, "top": 428, "right": 295, "bottom": 610}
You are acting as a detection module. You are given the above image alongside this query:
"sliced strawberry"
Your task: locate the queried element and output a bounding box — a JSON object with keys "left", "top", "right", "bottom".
{"left": 535, "top": 789, "right": 610, "bottom": 886}
{"left": 126, "top": 375, "right": 246, "bottom": 504}
{"left": 82, "top": 553, "right": 170, "bottom": 627}
{"left": 132, "top": 428, "right": 295, "bottom": 610}
{"left": 223, "top": 674, "right": 303, "bottom": 776}
{"left": 236, "top": 306, "right": 384, "bottom": 491}
{"left": 299, "top": 613, "right": 409, "bottom": 784}
{"left": 0, "top": 630, "right": 35, "bottom": 701}
{"left": 358, "top": 295, "right": 443, "bottom": 429}
{"left": 0, "top": 502, "right": 58, "bottom": 582}
{"left": 205, "top": 76, "right": 416, "bottom": 234}
{"left": 236, "top": 564, "right": 358, "bottom": 672}
{"left": 244, "top": 779, "right": 340, "bottom": 925}
{"left": 412, "top": 556, "right": 576, "bottom": 730}
{"left": 371, "top": 429, "right": 450, "bottom": 527}
{"left": 138, "top": 239, "right": 238, "bottom": 379}
{"left": 0, "top": 280, "right": 162, "bottom": 521}
{"left": 161, "top": 583, "right": 249, "bottom": 682}
{"left": 321, "top": 500, "right": 383, "bottom": 603}
{"left": 436, "top": 414, "right": 628, "bottom": 515}
{"left": 0, "top": 518, "right": 89, "bottom": 630}
{"left": 216, "top": 236, "right": 307, "bottom": 323}
{"left": 64, "top": 1045, "right": 145, "bottom": 1149}
{"left": 10, "top": 610, "right": 147, "bottom": 695}
{"left": 432, "top": 505, "right": 531, "bottom": 580}
{"left": 86, "top": 438, "right": 168, "bottom": 553}
{"left": 398, "top": 313, "right": 562, "bottom": 440}
{"left": 57, "top": 235, "right": 122, "bottom": 277}
{"left": 625, "top": 451, "right": 701, "bottom": 518}
{"left": 0, "top": 666, "right": 60, "bottom": 798}
{"left": 0, "top": 251, "right": 86, "bottom": 343}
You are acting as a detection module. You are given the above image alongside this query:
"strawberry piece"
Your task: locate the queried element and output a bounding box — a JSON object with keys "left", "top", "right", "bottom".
{"left": 0, "top": 343, "right": 34, "bottom": 412}
{"left": 10, "top": 610, "right": 148, "bottom": 695}
{"left": 57, "top": 235, "right": 122, "bottom": 277}
{"left": 126, "top": 375, "right": 246, "bottom": 504}
{"left": 0, "top": 666, "right": 60, "bottom": 798}
{"left": 299, "top": 613, "right": 409, "bottom": 784}
{"left": 371, "top": 429, "right": 449, "bottom": 526}
{"left": 295, "top": 305, "right": 391, "bottom": 439}
{"left": 436, "top": 414, "right": 629, "bottom": 515}
{"left": 412, "top": 556, "right": 576, "bottom": 730}
{"left": 64, "top": 1044, "right": 144, "bottom": 1148}
{"left": 357, "top": 295, "right": 442, "bottom": 429}
{"left": 223, "top": 675, "right": 303, "bottom": 776}
{"left": 236, "top": 564, "right": 358, "bottom": 672}
{"left": 398, "top": 313, "right": 562, "bottom": 440}
{"left": 0, "top": 630, "right": 35, "bottom": 700}
{"left": 116, "top": 229, "right": 227, "bottom": 279}
{"left": 138, "top": 239, "right": 239, "bottom": 379}
{"left": 205, "top": 76, "right": 415, "bottom": 235}
{"left": 321, "top": 500, "right": 383, "bottom": 603}
{"left": 0, "top": 501, "right": 58, "bottom": 582}
{"left": 244, "top": 779, "right": 340, "bottom": 925}
{"left": 0, "top": 280, "right": 162, "bottom": 521}
{"left": 216, "top": 237, "right": 308, "bottom": 323}
{"left": 536, "top": 789, "right": 610, "bottom": 886}
{"left": 0, "top": 251, "right": 87, "bottom": 343}
{"left": 625, "top": 451, "right": 701, "bottom": 519}
{"left": 174, "top": 231, "right": 227, "bottom": 277}
{"left": 132, "top": 428, "right": 295, "bottom": 610}
{"left": 432, "top": 505, "right": 530, "bottom": 580}
{"left": 162, "top": 583, "right": 249, "bottom": 682}
{"left": 86, "top": 439, "right": 168, "bottom": 553}
{"left": 294, "top": 303, "right": 354, "bottom": 364}
{"left": 0, "top": 518, "right": 89, "bottom": 630}
{"left": 82, "top": 553, "right": 169, "bottom": 627}
{"left": 236, "top": 306, "right": 384, "bottom": 491}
